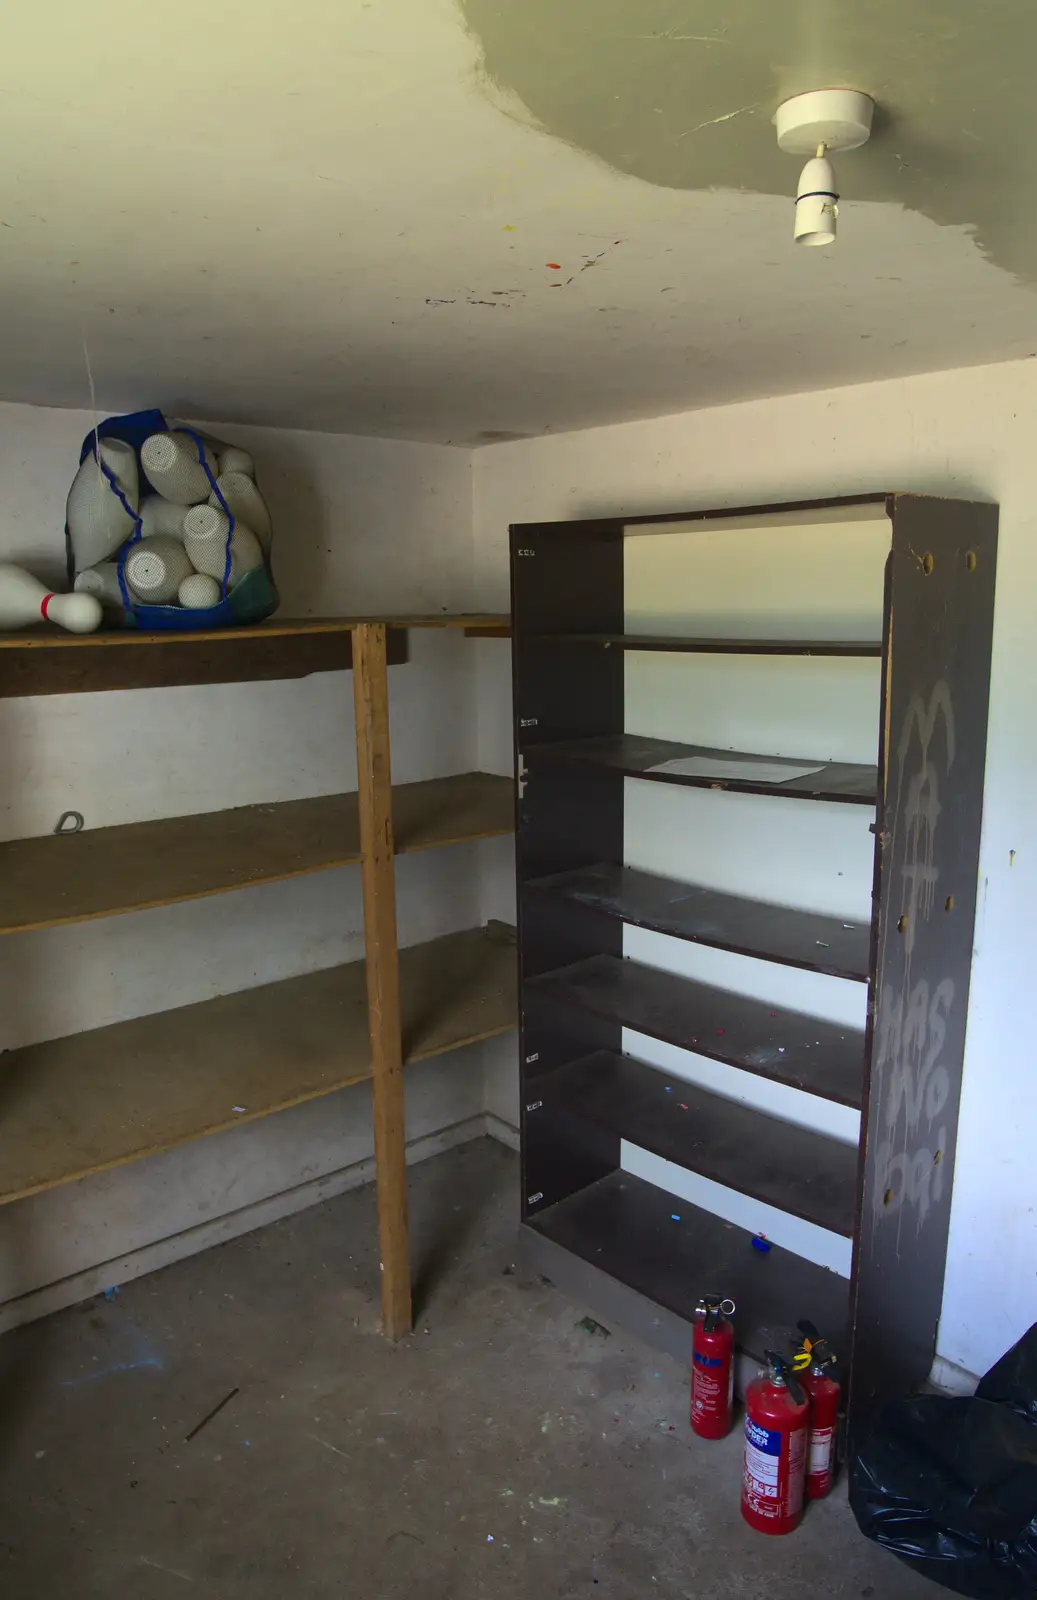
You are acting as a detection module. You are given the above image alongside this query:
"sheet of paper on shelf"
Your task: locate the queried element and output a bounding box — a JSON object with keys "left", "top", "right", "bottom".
{"left": 647, "top": 755, "right": 825, "bottom": 784}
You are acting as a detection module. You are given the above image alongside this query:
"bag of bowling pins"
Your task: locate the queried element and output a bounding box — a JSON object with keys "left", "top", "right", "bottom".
{"left": 66, "top": 409, "right": 278, "bottom": 631}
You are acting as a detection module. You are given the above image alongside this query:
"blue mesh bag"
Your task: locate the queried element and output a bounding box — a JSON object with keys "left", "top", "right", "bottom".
{"left": 65, "top": 409, "right": 278, "bottom": 630}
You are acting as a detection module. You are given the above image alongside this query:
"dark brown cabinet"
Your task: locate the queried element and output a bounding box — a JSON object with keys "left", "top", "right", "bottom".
{"left": 511, "top": 493, "right": 997, "bottom": 1442}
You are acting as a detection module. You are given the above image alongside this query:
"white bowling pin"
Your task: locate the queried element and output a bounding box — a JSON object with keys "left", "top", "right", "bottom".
{"left": 209, "top": 471, "right": 271, "bottom": 553}
{"left": 66, "top": 438, "right": 139, "bottom": 571}
{"left": 141, "top": 430, "right": 216, "bottom": 505}
{"left": 139, "top": 495, "right": 188, "bottom": 538}
{"left": 124, "top": 535, "right": 194, "bottom": 604}
{"left": 74, "top": 562, "right": 125, "bottom": 608}
{"left": 183, "top": 505, "right": 263, "bottom": 587}
{"left": 0, "top": 564, "right": 102, "bottom": 633}
{"left": 217, "top": 446, "right": 254, "bottom": 479}
{"left": 178, "top": 572, "right": 222, "bottom": 609}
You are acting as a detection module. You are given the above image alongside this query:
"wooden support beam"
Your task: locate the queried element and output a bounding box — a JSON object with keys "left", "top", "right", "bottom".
{"left": 352, "top": 622, "right": 411, "bottom": 1339}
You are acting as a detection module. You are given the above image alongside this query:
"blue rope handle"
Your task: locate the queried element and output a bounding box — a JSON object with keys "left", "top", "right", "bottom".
{"left": 179, "top": 427, "right": 235, "bottom": 599}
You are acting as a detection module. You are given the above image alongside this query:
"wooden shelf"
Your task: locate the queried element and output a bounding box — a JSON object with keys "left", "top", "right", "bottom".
{"left": 0, "top": 921, "right": 516, "bottom": 1206}
{"left": 0, "top": 772, "right": 514, "bottom": 936}
{"left": 527, "top": 954, "right": 864, "bottom": 1108}
{"left": 526, "top": 734, "right": 877, "bottom": 805}
{"left": 527, "top": 1170, "right": 848, "bottom": 1363}
{"left": 526, "top": 862, "right": 870, "bottom": 982}
{"left": 538, "top": 1052, "right": 858, "bottom": 1235}
{"left": 529, "top": 633, "right": 882, "bottom": 656}
{"left": 0, "top": 614, "right": 510, "bottom": 698}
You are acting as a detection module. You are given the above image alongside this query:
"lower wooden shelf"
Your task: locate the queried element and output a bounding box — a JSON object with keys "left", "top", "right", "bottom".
{"left": 0, "top": 921, "right": 517, "bottom": 1205}
{"left": 0, "top": 772, "right": 514, "bottom": 936}
{"left": 526, "top": 1169, "right": 848, "bottom": 1364}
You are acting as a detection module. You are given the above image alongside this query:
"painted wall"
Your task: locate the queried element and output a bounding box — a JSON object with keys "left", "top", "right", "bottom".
{"left": 0, "top": 400, "right": 488, "bottom": 1320}
{"left": 473, "top": 354, "right": 1037, "bottom": 1381}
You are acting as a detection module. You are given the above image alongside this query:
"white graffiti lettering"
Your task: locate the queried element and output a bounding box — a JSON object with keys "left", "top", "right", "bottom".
{"left": 872, "top": 680, "right": 957, "bottom": 1227}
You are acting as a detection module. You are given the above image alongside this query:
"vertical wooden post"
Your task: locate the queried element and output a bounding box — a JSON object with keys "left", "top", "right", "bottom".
{"left": 352, "top": 622, "right": 411, "bottom": 1339}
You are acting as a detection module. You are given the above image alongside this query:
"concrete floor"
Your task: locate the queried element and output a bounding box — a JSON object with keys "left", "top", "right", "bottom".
{"left": 0, "top": 1138, "right": 942, "bottom": 1599}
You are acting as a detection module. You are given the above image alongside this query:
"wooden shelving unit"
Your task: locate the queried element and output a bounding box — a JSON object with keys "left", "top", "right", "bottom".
{"left": 511, "top": 493, "right": 998, "bottom": 1442}
{"left": 0, "top": 613, "right": 515, "bottom": 1338}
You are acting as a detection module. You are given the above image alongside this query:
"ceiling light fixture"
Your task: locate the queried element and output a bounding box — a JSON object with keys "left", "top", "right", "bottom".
{"left": 774, "top": 89, "right": 875, "bottom": 246}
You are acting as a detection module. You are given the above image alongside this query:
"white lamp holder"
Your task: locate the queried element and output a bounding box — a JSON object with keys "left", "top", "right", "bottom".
{"left": 775, "top": 89, "right": 874, "bottom": 246}
{"left": 774, "top": 89, "right": 874, "bottom": 156}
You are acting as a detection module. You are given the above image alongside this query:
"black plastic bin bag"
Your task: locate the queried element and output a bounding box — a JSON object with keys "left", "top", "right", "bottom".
{"left": 850, "top": 1324, "right": 1037, "bottom": 1598}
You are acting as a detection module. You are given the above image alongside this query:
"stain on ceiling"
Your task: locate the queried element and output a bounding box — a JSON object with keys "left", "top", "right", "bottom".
{"left": 462, "top": 0, "right": 1037, "bottom": 282}
{"left": 0, "top": 0, "right": 1034, "bottom": 443}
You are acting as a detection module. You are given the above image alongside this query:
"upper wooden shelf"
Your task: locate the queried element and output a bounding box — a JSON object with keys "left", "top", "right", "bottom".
{"left": 0, "top": 771, "right": 514, "bottom": 936}
{"left": 0, "top": 920, "right": 517, "bottom": 1206}
{"left": 0, "top": 614, "right": 511, "bottom": 697}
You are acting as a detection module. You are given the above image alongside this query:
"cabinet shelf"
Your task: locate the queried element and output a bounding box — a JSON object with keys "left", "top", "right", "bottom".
{"left": 0, "top": 772, "right": 514, "bottom": 935}
{"left": 528, "top": 632, "right": 882, "bottom": 656}
{"left": 526, "top": 862, "right": 870, "bottom": 981}
{"left": 0, "top": 922, "right": 516, "bottom": 1206}
{"left": 526, "top": 1170, "right": 849, "bottom": 1363}
{"left": 537, "top": 1051, "right": 858, "bottom": 1235}
{"left": 526, "top": 734, "right": 877, "bottom": 805}
{"left": 513, "top": 493, "right": 999, "bottom": 1432}
{"left": 527, "top": 953, "right": 865, "bottom": 1108}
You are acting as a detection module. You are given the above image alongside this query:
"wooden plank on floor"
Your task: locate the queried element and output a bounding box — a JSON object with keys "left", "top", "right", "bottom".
{"left": 352, "top": 620, "right": 411, "bottom": 1340}
{"left": 0, "top": 773, "right": 514, "bottom": 935}
{"left": 0, "top": 922, "right": 516, "bottom": 1206}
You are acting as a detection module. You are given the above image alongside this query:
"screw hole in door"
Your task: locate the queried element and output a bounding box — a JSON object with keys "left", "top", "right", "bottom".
{"left": 897, "top": 914, "right": 908, "bottom": 933}
{"left": 883, "top": 1188, "right": 895, "bottom": 1207}
{"left": 921, "top": 552, "right": 934, "bottom": 575}
{"left": 945, "top": 894, "right": 955, "bottom": 912}
{"left": 965, "top": 550, "right": 977, "bottom": 572}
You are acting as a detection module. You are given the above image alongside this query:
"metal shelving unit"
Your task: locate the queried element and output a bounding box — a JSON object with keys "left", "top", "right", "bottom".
{"left": 0, "top": 613, "right": 516, "bottom": 1339}
{"left": 510, "top": 493, "right": 998, "bottom": 1440}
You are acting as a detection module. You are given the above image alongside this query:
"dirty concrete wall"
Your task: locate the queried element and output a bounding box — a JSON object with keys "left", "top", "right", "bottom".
{"left": 473, "top": 355, "right": 1037, "bottom": 1383}
{"left": 0, "top": 400, "right": 492, "bottom": 1324}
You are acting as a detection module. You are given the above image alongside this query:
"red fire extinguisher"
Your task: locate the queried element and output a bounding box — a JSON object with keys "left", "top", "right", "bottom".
{"left": 793, "top": 1319, "right": 841, "bottom": 1501}
{"left": 691, "top": 1294, "right": 736, "bottom": 1439}
{"left": 741, "top": 1351, "right": 809, "bottom": 1536}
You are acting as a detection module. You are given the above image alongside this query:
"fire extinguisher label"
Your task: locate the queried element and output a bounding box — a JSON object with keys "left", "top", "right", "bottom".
{"left": 693, "top": 1352, "right": 722, "bottom": 1367}
{"left": 743, "top": 1420, "right": 781, "bottom": 1497}
{"left": 809, "top": 1426, "right": 834, "bottom": 1474}
{"left": 788, "top": 1427, "right": 806, "bottom": 1515}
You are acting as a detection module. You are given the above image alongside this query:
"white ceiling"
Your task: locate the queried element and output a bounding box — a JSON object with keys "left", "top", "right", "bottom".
{"left": 1, "top": 0, "right": 1035, "bottom": 444}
